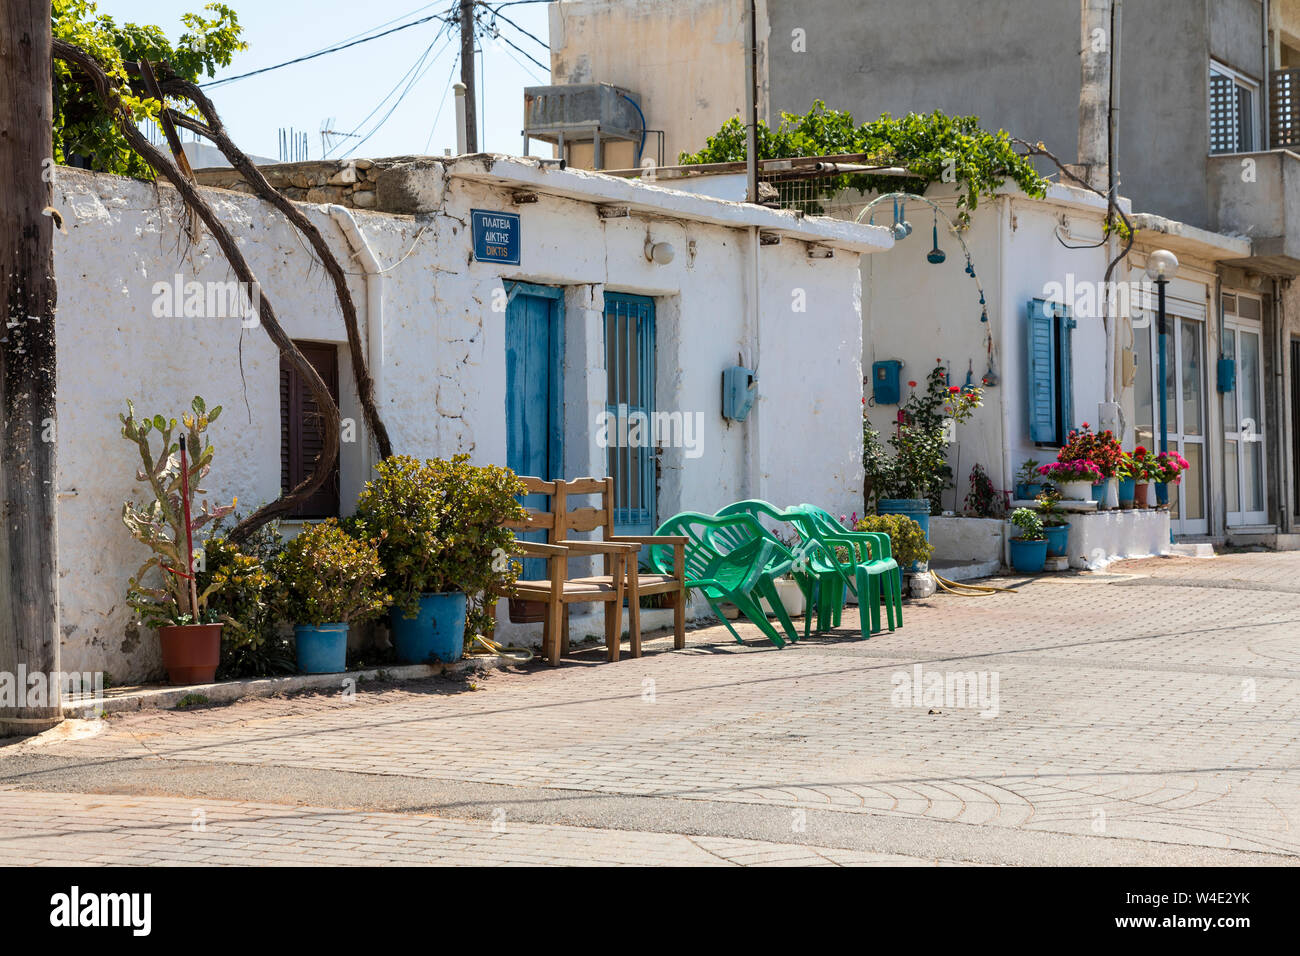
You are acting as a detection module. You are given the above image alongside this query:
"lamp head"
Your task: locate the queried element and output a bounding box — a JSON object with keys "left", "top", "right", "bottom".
{"left": 1145, "top": 249, "right": 1179, "bottom": 282}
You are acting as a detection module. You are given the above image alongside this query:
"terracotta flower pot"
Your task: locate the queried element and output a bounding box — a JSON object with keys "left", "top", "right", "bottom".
{"left": 1133, "top": 482, "right": 1150, "bottom": 508}
{"left": 158, "top": 623, "right": 222, "bottom": 685}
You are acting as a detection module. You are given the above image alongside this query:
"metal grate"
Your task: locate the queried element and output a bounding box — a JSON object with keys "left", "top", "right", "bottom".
{"left": 1272, "top": 69, "right": 1300, "bottom": 148}
{"left": 603, "top": 293, "right": 656, "bottom": 535}
{"left": 1210, "top": 69, "right": 1256, "bottom": 154}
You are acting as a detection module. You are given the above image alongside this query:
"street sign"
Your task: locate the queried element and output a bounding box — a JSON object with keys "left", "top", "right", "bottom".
{"left": 471, "top": 209, "right": 521, "bottom": 265}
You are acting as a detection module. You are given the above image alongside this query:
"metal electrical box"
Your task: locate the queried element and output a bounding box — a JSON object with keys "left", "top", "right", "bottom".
{"left": 1217, "top": 357, "right": 1236, "bottom": 393}
{"left": 722, "top": 366, "right": 757, "bottom": 422}
{"left": 871, "top": 360, "right": 903, "bottom": 405}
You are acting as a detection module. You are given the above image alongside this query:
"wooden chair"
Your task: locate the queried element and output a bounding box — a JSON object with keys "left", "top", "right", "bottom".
{"left": 502, "top": 477, "right": 638, "bottom": 665}
{"left": 557, "top": 477, "right": 689, "bottom": 654}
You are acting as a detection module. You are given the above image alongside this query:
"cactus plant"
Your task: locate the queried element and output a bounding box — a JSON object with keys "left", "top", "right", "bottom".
{"left": 121, "top": 396, "right": 236, "bottom": 628}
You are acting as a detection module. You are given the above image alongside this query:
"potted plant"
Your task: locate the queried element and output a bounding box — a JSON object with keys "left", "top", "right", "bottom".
{"left": 1057, "top": 423, "right": 1122, "bottom": 508}
{"left": 355, "top": 455, "right": 527, "bottom": 665}
{"left": 1116, "top": 454, "right": 1137, "bottom": 509}
{"left": 1007, "top": 507, "right": 1048, "bottom": 573}
{"left": 121, "top": 398, "right": 235, "bottom": 685}
{"left": 864, "top": 362, "right": 982, "bottom": 539}
{"left": 1014, "top": 458, "right": 1043, "bottom": 501}
{"left": 1035, "top": 489, "right": 1070, "bottom": 558}
{"left": 964, "top": 463, "right": 1006, "bottom": 518}
{"left": 854, "top": 513, "right": 935, "bottom": 574}
{"left": 1036, "top": 460, "right": 1103, "bottom": 501}
{"left": 1150, "top": 450, "right": 1191, "bottom": 505}
{"left": 1129, "top": 446, "right": 1155, "bottom": 507}
{"left": 760, "top": 529, "right": 808, "bottom": 618}
{"left": 275, "top": 519, "right": 391, "bottom": 674}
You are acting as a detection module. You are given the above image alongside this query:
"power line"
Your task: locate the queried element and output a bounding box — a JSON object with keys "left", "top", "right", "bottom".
{"left": 481, "top": 7, "right": 549, "bottom": 50}
{"left": 484, "top": 19, "right": 549, "bottom": 73}
{"left": 424, "top": 52, "right": 462, "bottom": 153}
{"left": 201, "top": 10, "right": 454, "bottom": 89}
{"left": 341, "top": 36, "right": 454, "bottom": 159}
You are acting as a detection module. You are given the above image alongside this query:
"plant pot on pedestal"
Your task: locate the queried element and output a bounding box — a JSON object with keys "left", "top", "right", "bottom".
{"left": 1117, "top": 477, "right": 1136, "bottom": 508}
{"left": 1043, "top": 524, "right": 1070, "bottom": 558}
{"left": 1058, "top": 480, "right": 1093, "bottom": 500}
{"left": 158, "top": 623, "right": 223, "bottom": 685}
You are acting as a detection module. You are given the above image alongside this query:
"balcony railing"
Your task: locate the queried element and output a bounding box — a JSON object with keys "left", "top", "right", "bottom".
{"left": 1270, "top": 69, "right": 1300, "bottom": 148}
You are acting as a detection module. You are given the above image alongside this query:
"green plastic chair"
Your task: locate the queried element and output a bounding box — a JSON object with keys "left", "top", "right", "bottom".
{"left": 648, "top": 511, "right": 799, "bottom": 648}
{"left": 792, "top": 504, "right": 903, "bottom": 636}
{"left": 715, "top": 499, "right": 855, "bottom": 639}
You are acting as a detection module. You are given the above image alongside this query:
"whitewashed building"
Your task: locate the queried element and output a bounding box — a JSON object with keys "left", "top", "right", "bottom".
{"left": 51, "top": 156, "right": 890, "bottom": 680}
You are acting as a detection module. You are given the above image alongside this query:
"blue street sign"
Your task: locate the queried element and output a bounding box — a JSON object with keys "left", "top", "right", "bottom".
{"left": 471, "top": 209, "right": 521, "bottom": 265}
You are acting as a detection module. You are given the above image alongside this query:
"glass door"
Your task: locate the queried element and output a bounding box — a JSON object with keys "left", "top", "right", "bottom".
{"left": 1223, "top": 295, "right": 1268, "bottom": 526}
{"left": 1134, "top": 309, "right": 1209, "bottom": 534}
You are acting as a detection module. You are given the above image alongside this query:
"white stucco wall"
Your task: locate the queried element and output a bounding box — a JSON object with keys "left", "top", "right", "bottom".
{"left": 859, "top": 184, "right": 1121, "bottom": 510}
{"left": 51, "top": 160, "right": 881, "bottom": 680}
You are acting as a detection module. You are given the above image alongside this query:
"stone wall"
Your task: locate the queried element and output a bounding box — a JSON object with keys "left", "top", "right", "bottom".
{"left": 195, "top": 158, "right": 383, "bottom": 210}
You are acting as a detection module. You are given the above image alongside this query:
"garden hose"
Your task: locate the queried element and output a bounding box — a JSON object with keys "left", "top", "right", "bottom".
{"left": 468, "top": 634, "right": 535, "bottom": 663}
{"left": 933, "top": 574, "right": 1018, "bottom": 596}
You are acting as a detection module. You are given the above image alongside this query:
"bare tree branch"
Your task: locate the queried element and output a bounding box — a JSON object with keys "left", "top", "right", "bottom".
{"left": 53, "top": 37, "right": 340, "bottom": 543}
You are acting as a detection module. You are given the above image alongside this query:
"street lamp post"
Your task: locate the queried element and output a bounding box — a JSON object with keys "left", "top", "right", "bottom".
{"left": 1145, "top": 250, "right": 1180, "bottom": 507}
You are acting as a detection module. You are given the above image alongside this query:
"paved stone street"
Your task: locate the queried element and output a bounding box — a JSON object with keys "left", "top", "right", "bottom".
{"left": 3, "top": 550, "right": 1299, "bottom": 866}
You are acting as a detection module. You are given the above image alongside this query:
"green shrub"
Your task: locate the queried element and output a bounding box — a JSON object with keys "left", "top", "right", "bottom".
{"left": 274, "top": 519, "right": 390, "bottom": 626}
{"left": 201, "top": 516, "right": 292, "bottom": 680}
{"left": 853, "top": 514, "right": 934, "bottom": 568}
{"left": 1010, "top": 507, "right": 1045, "bottom": 541}
{"left": 354, "top": 454, "right": 529, "bottom": 644}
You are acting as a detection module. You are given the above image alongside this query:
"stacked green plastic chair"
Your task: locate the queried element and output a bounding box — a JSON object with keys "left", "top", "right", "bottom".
{"left": 793, "top": 504, "right": 903, "bottom": 635}
{"left": 715, "top": 499, "right": 854, "bottom": 640}
{"left": 647, "top": 511, "right": 799, "bottom": 648}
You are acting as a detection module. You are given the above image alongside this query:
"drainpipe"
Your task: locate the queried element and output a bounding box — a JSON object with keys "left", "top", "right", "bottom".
{"left": 1104, "top": 0, "right": 1123, "bottom": 405}
{"left": 1263, "top": 0, "right": 1272, "bottom": 150}
{"left": 746, "top": 224, "right": 762, "bottom": 498}
{"left": 998, "top": 197, "right": 1014, "bottom": 568}
{"left": 328, "top": 205, "right": 386, "bottom": 471}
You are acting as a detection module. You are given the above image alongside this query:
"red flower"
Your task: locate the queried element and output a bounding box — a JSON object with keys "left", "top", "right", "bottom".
{"left": 948, "top": 385, "right": 960, "bottom": 393}
{"left": 1134, "top": 446, "right": 1147, "bottom": 457}
{"left": 908, "top": 380, "right": 917, "bottom": 388}
{"left": 1081, "top": 421, "right": 1090, "bottom": 429}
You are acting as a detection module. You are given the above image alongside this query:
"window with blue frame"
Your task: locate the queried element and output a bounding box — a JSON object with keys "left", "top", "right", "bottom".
{"left": 1026, "top": 298, "right": 1075, "bottom": 446}
{"left": 603, "top": 292, "right": 657, "bottom": 535}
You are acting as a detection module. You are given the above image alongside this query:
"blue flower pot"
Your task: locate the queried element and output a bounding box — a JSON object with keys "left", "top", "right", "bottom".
{"left": 390, "top": 591, "right": 467, "bottom": 664}
{"left": 295, "top": 623, "right": 349, "bottom": 674}
{"left": 1009, "top": 538, "right": 1048, "bottom": 573}
{"left": 877, "top": 498, "right": 930, "bottom": 572}
{"left": 1015, "top": 482, "right": 1045, "bottom": 501}
{"left": 1090, "top": 481, "right": 1107, "bottom": 502}
{"left": 1043, "top": 524, "right": 1070, "bottom": 558}
{"left": 1117, "top": 477, "right": 1136, "bottom": 508}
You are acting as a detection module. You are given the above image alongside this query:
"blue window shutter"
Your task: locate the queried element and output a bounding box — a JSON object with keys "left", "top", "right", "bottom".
{"left": 1056, "top": 305, "right": 1076, "bottom": 439}
{"left": 1026, "top": 299, "right": 1058, "bottom": 443}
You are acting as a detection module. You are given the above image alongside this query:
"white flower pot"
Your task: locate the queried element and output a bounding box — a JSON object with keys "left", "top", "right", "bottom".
{"left": 761, "top": 577, "right": 807, "bottom": 618}
{"left": 1058, "top": 479, "right": 1093, "bottom": 500}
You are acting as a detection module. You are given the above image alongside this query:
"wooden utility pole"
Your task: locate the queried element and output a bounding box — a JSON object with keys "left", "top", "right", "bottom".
{"left": 459, "top": 0, "right": 478, "bottom": 153}
{"left": 0, "top": 0, "right": 62, "bottom": 735}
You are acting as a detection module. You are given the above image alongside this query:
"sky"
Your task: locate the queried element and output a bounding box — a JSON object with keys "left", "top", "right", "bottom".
{"left": 94, "top": 0, "right": 553, "bottom": 162}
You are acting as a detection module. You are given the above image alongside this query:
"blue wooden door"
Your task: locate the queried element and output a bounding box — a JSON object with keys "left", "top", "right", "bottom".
{"left": 506, "top": 284, "right": 564, "bottom": 578}
{"left": 604, "top": 293, "right": 656, "bottom": 535}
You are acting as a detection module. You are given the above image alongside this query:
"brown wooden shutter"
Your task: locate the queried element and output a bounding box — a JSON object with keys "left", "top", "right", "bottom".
{"left": 280, "top": 342, "right": 340, "bottom": 517}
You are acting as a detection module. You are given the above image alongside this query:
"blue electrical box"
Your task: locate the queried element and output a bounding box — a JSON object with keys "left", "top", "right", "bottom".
{"left": 722, "top": 365, "right": 757, "bottom": 422}
{"left": 1217, "top": 357, "right": 1236, "bottom": 393}
{"left": 871, "top": 360, "right": 903, "bottom": 405}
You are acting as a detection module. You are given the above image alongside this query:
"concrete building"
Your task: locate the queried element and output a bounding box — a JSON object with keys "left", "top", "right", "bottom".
{"left": 51, "top": 156, "right": 888, "bottom": 680}
{"left": 546, "top": 0, "right": 1300, "bottom": 547}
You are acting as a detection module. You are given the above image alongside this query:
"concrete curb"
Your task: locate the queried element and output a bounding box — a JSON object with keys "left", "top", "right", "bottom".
{"left": 64, "top": 655, "right": 518, "bottom": 717}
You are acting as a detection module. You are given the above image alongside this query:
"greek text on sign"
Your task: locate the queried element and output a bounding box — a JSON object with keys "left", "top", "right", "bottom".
{"left": 471, "top": 209, "right": 521, "bottom": 265}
